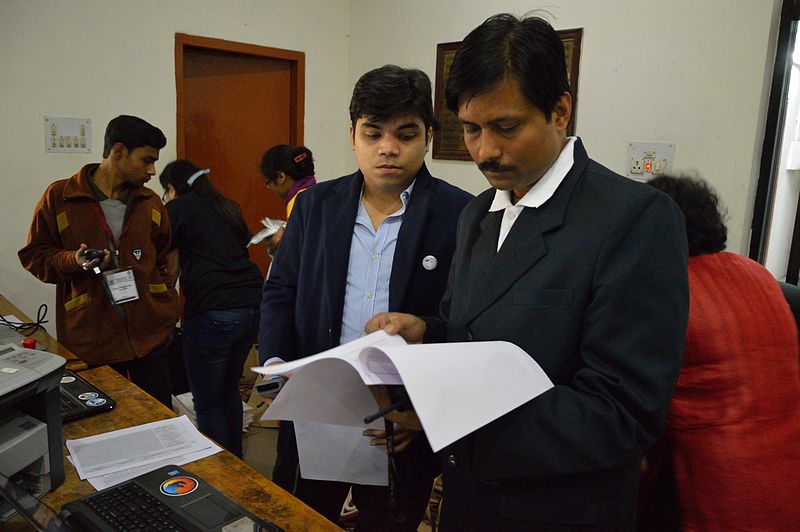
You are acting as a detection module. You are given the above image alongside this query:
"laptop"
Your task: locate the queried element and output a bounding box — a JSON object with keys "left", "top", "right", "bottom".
{"left": 0, "top": 465, "right": 283, "bottom": 531}
{"left": 59, "top": 370, "right": 116, "bottom": 422}
{"left": 0, "top": 326, "right": 115, "bottom": 421}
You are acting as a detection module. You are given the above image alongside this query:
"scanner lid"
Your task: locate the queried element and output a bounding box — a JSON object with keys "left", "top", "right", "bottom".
{"left": 0, "top": 344, "right": 66, "bottom": 397}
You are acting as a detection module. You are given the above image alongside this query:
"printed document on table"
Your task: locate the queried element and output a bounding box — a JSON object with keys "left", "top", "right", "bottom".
{"left": 68, "top": 442, "right": 223, "bottom": 490}
{"left": 255, "top": 330, "right": 554, "bottom": 453}
{"left": 66, "top": 415, "right": 213, "bottom": 479}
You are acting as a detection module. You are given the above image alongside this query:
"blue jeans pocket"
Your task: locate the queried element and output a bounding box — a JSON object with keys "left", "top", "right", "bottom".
{"left": 197, "top": 314, "right": 240, "bottom": 350}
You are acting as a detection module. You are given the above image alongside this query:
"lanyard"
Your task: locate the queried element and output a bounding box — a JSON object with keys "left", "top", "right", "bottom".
{"left": 386, "top": 420, "right": 406, "bottom": 523}
{"left": 89, "top": 201, "right": 131, "bottom": 267}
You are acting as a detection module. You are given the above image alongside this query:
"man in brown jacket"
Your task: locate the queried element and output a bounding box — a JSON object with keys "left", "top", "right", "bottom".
{"left": 19, "top": 115, "right": 180, "bottom": 407}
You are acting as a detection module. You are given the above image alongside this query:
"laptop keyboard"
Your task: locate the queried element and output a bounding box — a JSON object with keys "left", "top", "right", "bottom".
{"left": 84, "top": 482, "right": 185, "bottom": 531}
{"left": 59, "top": 389, "right": 82, "bottom": 416}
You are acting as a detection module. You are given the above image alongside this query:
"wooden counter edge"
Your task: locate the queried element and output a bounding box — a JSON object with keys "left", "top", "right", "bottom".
{"left": 42, "top": 365, "right": 340, "bottom": 532}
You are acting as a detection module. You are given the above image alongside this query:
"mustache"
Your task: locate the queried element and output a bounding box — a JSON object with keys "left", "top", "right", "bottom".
{"left": 478, "top": 160, "right": 515, "bottom": 173}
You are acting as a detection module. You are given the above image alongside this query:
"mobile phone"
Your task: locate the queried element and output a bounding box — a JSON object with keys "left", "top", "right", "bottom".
{"left": 84, "top": 248, "right": 105, "bottom": 260}
{"left": 255, "top": 376, "right": 287, "bottom": 398}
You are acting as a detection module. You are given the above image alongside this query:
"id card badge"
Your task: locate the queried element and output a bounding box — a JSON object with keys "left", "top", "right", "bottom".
{"left": 102, "top": 268, "right": 140, "bottom": 304}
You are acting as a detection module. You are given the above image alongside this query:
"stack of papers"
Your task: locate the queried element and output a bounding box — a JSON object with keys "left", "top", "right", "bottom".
{"left": 242, "top": 401, "right": 254, "bottom": 430}
{"left": 247, "top": 217, "right": 286, "bottom": 247}
{"left": 66, "top": 415, "right": 222, "bottom": 490}
{"left": 252, "top": 331, "right": 553, "bottom": 485}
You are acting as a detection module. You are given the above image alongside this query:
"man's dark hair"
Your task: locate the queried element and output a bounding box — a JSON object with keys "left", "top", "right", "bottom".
{"left": 445, "top": 13, "right": 571, "bottom": 119}
{"left": 260, "top": 144, "right": 315, "bottom": 183}
{"left": 103, "top": 115, "right": 166, "bottom": 158}
{"left": 349, "top": 65, "right": 435, "bottom": 131}
{"left": 647, "top": 175, "right": 727, "bottom": 257}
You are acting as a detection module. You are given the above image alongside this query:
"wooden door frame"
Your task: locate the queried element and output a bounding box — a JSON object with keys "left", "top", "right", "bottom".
{"left": 174, "top": 33, "right": 305, "bottom": 158}
{"left": 749, "top": 1, "right": 800, "bottom": 266}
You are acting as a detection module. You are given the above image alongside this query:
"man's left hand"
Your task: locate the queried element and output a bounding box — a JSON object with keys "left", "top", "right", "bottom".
{"left": 364, "top": 425, "right": 418, "bottom": 453}
{"left": 368, "top": 385, "right": 424, "bottom": 432}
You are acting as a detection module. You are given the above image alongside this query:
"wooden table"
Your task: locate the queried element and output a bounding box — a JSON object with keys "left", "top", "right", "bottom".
{"left": 39, "top": 366, "right": 339, "bottom": 531}
{"left": 0, "top": 293, "right": 88, "bottom": 371}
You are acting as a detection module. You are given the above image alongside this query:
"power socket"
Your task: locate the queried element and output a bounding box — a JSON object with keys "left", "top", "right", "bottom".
{"left": 627, "top": 142, "right": 675, "bottom": 181}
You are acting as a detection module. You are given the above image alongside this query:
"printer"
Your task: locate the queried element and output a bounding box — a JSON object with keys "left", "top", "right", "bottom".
{"left": 0, "top": 343, "right": 65, "bottom": 516}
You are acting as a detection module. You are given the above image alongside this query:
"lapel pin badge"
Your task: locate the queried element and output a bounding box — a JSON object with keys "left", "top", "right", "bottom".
{"left": 422, "top": 255, "right": 437, "bottom": 271}
{"left": 132, "top": 248, "right": 143, "bottom": 261}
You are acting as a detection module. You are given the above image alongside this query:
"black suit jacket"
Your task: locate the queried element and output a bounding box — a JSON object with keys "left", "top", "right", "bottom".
{"left": 260, "top": 163, "right": 473, "bottom": 363}
{"left": 427, "top": 139, "right": 689, "bottom": 527}
{"left": 259, "top": 164, "right": 472, "bottom": 509}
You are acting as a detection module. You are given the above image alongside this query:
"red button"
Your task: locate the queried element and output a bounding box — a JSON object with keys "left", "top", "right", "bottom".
{"left": 22, "top": 338, "right": 37, "bottom": 349}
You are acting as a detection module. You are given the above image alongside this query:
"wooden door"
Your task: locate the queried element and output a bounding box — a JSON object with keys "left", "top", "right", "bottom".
{"left": 175, "top": 34, "right": 304, "bottom": 276}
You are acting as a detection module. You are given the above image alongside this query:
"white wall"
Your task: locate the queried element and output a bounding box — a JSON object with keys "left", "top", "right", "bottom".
{"left": 0, "top": 0, "right": 352, "bottom": 321}
{"left": 0, "top": 0, "right": 785, "bottom": 327}
{"left": 348, "top": 0, "right": 781, "bottom": 256}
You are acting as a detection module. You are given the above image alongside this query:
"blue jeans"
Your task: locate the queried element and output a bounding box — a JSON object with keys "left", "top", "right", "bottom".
{"left": 182, "top": 307, "right": 258, "bottom": 458}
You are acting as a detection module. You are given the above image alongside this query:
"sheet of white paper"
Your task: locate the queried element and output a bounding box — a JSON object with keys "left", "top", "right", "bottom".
{"left": 294, "top": 421, "right": 388, "bottom": 485}
{"left": 252, "top": 330, "right": 407, "bottom": 384}
{"left": 248, "top": 217, "right": 287, "bottom": 247}
{"left": 369, "top": 341, "right": 553, "bottom": 452}
{"left": 68, "top": 442, "right": 223, "bottom": 490}
{"left": 264, "top": 358, "right": 387, "bottom": 427}
{"left": 66, "top": 415, "right": 213, "bottom": 479}
{"left": 260, "top": 336, "right": 553, "bottom": 452}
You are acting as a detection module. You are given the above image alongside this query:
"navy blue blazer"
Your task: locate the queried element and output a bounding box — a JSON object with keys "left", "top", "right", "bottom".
{"left": 426, "top": 139, "right": 689, "bottom": 528}
{"left": 259, "top": 164, "right": 473, "bottom": 363}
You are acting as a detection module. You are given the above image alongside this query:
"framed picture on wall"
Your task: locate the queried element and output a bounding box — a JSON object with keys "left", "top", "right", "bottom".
{"left": 432, "top": 41, "right": 471, "bottom": 161}
{"left": 432, "top": 28, "right": 583, "bottom": 161}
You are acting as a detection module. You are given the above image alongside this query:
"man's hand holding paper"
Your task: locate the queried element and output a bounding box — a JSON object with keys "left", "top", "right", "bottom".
{"left": 366, "top": 385, "right": 423, "bottom": 433}
{"left": 364, "top": 311, "right": 426, "bottom": 343}
{"left": 253, "top": 329, "right": 554, "bottom": 453}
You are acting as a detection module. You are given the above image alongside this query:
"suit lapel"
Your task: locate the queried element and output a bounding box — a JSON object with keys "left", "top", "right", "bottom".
{"left": 462, "top": 139, "right": 590, "bottom": 323}
{"left": 322, "top": 173, "right": 362, "bottom": 332}
{"left": 463, "top": 209, "right": 547, "bottom": 323}
{"left": 388, "top": 168, "right": 434, "bottom": 310}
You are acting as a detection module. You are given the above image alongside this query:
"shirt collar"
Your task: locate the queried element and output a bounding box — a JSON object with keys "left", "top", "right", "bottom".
{"left": 489, "top": 136, "right": 577, "bottom": 212}
{"left": 356, "top": 179, "right": 416, "bottom": 221}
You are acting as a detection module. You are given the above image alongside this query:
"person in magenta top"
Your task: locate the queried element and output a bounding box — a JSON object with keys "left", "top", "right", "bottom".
{"left": 647, "top": 175, "right": 800, "bottom": 531}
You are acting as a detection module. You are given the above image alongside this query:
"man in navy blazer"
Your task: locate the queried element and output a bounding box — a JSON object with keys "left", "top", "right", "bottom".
{"left": 260, "top": 65, "right": 472, "bottom": 530}
{"left": 366, "top": 15, "right": 689, "bottom": 531}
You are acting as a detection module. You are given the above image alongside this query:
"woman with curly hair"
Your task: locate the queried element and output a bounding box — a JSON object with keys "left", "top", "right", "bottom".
{"left": 646, "top": 175, "right": 800, "bottom": 531}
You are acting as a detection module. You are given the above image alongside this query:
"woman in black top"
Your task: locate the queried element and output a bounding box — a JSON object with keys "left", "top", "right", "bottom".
{"left": 160, "top": 160, "right": 262, "bottom": 457}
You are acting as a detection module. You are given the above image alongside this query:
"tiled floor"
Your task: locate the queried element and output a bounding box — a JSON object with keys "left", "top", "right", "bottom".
{"left": 241, "top": 423, "right": 279, "bottom": 480}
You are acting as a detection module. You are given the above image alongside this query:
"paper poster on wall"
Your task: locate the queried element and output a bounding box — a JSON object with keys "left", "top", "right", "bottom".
{"left": 44, "top": 116, "right": 91, "bottom": 153}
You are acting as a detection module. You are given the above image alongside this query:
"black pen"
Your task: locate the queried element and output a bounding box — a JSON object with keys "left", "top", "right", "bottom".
{"left": 364, "top": 397, "right": 412, "bottom": 424}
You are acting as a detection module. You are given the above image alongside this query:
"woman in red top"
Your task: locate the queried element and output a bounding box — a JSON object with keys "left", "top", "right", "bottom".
{"left": 647, "top": 175, "right": 800, "bottom": 531}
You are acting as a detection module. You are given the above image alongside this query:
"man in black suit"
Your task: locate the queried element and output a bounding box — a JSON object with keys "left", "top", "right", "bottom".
{"left": 260, "top": 65, "right": 472, "bottom": 530}
{"left": 366, "top": 14, "right": 689, "bottom": 530}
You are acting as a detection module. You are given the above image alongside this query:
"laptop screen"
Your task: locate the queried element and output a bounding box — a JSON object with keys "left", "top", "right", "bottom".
{"left": 0, "top": 471, "right": 70, "bottom": 532}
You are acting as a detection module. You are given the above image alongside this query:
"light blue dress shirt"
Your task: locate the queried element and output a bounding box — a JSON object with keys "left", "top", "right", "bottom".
{"left": 339, "top": 181, "right": 414, "bottom": 344}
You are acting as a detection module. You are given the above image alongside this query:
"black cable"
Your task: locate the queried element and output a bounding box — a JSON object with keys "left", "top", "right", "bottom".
{"left": 0, "top": 303, "right": 48, "bottom": 337}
